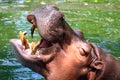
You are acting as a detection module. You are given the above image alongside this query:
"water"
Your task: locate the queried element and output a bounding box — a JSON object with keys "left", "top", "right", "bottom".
{"left": 0, "top": 0, "right": 120, "bottom": 80}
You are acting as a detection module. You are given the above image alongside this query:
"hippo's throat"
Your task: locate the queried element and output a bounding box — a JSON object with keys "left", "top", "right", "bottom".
{"left": 31, "top": 37, "right": 59, "bottom": 57}
{"left": 39, "top": 39, "right": 53, "bottom": 48}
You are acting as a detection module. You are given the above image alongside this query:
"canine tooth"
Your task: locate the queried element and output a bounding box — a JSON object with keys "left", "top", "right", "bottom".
{"left": 19, "top": 31, "right": 29, "bottom": 49}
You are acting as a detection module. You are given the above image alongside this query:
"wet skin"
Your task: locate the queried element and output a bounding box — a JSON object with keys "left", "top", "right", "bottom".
{"left": 10, "top": 5, "right": 120, "bottom": 80}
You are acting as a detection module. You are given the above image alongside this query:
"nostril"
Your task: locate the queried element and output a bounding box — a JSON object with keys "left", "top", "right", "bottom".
{"left": 27, "top": 14, "right": 36, "bottom": 24}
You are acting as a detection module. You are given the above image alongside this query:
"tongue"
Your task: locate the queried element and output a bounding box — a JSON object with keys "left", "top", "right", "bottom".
{"left": 40, "top": 39, "right": 52, "bottom": 48}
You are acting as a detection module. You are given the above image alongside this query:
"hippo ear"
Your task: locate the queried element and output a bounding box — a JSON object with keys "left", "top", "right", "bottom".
{"left": 90, "top": 60, "right": 104, "bottom": 70}
{"left": 74, "top": 30, "right": 85, "bottom": 40}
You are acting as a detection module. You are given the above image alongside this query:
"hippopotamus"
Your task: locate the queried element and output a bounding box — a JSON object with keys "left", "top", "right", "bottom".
{"left": 10, "top": 5, "right": 120, "bottom": 80}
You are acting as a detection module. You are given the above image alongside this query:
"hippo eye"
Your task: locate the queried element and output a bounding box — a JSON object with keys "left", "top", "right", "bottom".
{"left": 81, "top": 48, "right": 89, "bottom": 56}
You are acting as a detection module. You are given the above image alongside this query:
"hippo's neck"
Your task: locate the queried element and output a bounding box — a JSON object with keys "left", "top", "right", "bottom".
{"left": 59, "top": 21, "right": 80, "bottom": 49}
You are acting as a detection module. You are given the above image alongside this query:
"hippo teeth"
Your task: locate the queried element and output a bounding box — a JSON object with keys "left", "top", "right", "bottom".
{"left": 39, "top": 39, "right": 53, "bottom": 48}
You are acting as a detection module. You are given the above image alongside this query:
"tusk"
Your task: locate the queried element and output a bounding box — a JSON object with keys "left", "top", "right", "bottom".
{"left": 31, "top": 25, "right": 36, "bottom": 38}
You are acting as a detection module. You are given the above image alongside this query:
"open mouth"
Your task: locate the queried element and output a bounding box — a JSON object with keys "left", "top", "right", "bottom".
{"left": 19, "top": 31, "right": 54, "bottom": 55}
{"left": 39, "top": 39, "right": 53, "bottom": 48}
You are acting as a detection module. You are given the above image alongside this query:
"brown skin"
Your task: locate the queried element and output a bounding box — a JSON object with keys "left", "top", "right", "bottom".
{"left": 10, "top": 5, "right": 120, "bottom": 80}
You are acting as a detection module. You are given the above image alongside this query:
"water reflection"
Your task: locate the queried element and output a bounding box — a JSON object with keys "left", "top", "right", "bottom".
{"left": 0, "top": 0, "right": 44, "bottom": 79}
{"left": 0, "top": 0, "right": 25, "bottom": 4}
{"left": 0, "top": 0, "right": 120, "bottom": 80}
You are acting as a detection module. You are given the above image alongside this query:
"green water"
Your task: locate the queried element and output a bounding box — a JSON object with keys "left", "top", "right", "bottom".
{"left": 0, "top": 0, "right": 120, "bottom": 80}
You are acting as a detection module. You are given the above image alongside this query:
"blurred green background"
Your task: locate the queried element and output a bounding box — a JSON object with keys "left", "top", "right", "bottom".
{"left": 0, "top": 0, "right": 120, "bottom": 80}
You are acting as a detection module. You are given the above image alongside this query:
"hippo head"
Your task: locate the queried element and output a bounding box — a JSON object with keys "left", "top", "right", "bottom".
{"left": 10, "top": 5, "right": 104, "bottom": 80}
